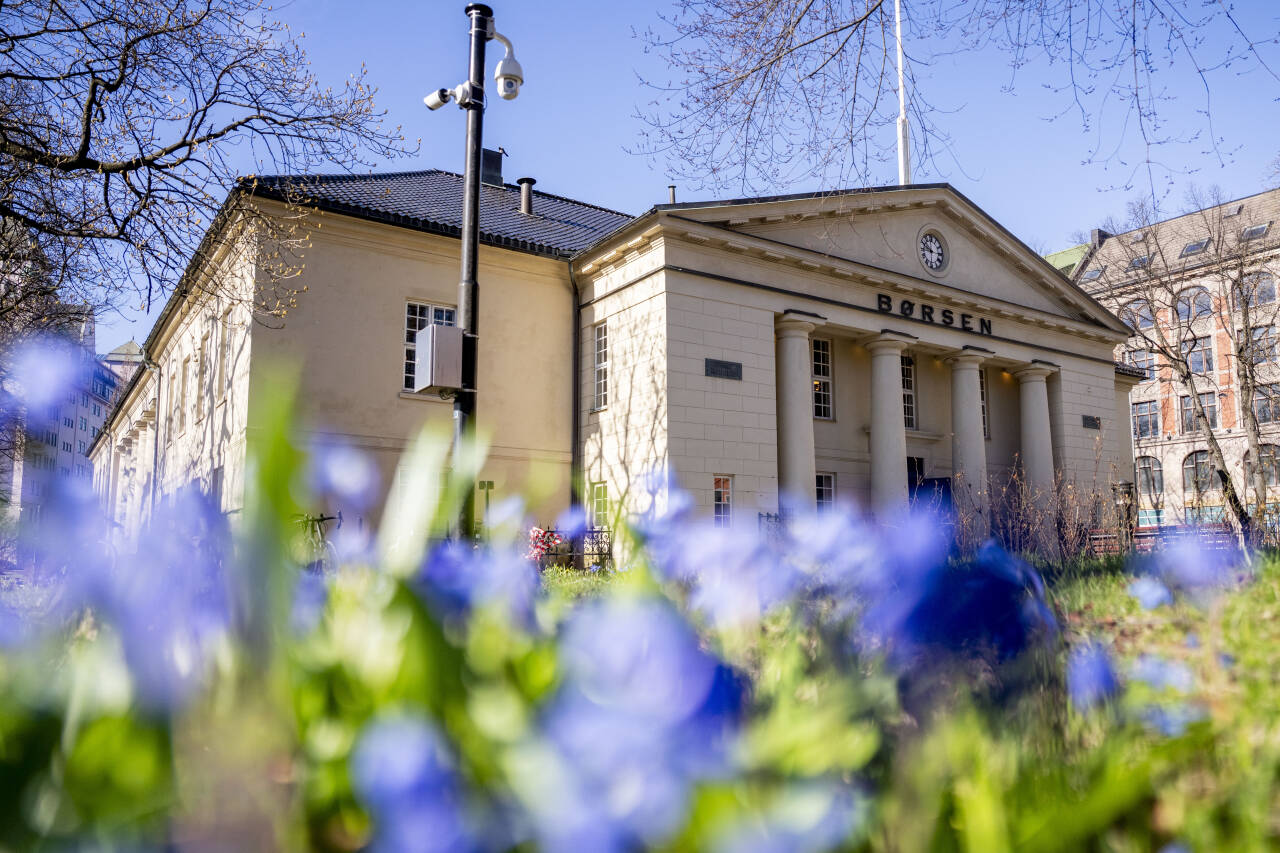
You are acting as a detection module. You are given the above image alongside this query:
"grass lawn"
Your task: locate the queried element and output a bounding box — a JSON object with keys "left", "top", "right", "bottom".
{"left": 540, "top": 564, "right": 618, "bottom": 599}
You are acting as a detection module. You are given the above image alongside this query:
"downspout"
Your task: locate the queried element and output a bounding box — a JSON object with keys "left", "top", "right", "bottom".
{"left": 568, "top": 260, "right": 584, "bottom": 571}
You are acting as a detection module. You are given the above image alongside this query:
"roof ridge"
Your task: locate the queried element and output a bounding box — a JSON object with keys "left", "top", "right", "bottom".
{"left": 1102, "top": 186, "right": 1280, "bottom": 240}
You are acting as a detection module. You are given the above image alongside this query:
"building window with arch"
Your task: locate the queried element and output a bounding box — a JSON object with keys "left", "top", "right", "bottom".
{"left": 1182, "top": 450, "right": 1216, "bottom": 495}
{"left": 901, "top": 355, "right": 917, "bottom": 430}
{"left": 811, "top": 338, "right": 833, "bottom": 419}
{"left": 1136, "top": 456, "right": 1163, "bottom": 496}
{"left": 1175, "top": 287, "right": 1213, "bottom": 322}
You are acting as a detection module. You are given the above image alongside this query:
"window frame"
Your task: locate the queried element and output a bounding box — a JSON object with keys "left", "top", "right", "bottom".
{"left": 978, "top": 367, "right": 990, "bottom": 439}
{"left": 1175, "top": 288, "right": 1213, "bottom": 322}
{"left": 1179, "top": 393, "right": 1219, "bottom": 434}
{"left": 1253, "top": 383, "right": 1280, "bottom": 425}
{"left": 713, "top": 475, "right": 732, "bottom": 527}
{"left": 403, "top": 300, "right": 457, "bottom": 392}
{"left": 589, "top": 481, "right": 609, "bottom": 530}
{"left": 811, "top": 338, "right": 833, "bottom": 420}
{"left": 593, "top": 321, "right": 609, "bottom": 411}
{"left": 1182, "top": 337, "right": 1214, "bottom": 374}
{"left": 901, "top": 354, "right": 917, "bottom": 430}
{"left": 1246, "top": 445, "right": 1280, "bottom": 488}
{"left": 1132, "top": 400, "right": 1160, "bottom": 439}
{"left": 1182, "top": 450, "right": 1216, "bottom": 495}
{"left": 816, "top": 472, "right": 835, "bottom": 512}
{"left": 1241, "top": 222, "right": 1272, "bottom": 242}
{"left": 1136, "top": 456, "right": 1163, "bottom": 496}
{"left": 1128, "top": 348, "right": 1156, "bottom": 380}
{"left": 1180, "top": 238, "right": 1210, "bottom": 258}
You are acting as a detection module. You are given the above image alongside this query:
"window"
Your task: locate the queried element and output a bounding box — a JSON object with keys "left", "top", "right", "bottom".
{"left": 78, "top": 416, "right": 87, "bottom": 431}
{"left": 1182, "top": 450, "right": 1216, "bottom": 495}
{"left": 61, "top": 441, "right": 71, "bottom": 453}
{"left": 811, "top": 338, "right": 833, "bottom": 419}
{"left": 979, "top": 368, "right": 990, "bottom": 438}
{"left": 1180, "top": 238, "right": 1210, "bottom": 257}
{"left": 92, "top": 404, "right": 100, "bottom": 416}
{"left": 1137, "top": 508, "right": 1165, "bottom": 527}
{"left": 1175, "top": 288, "right": 1212, "bottom": 321}
{"left": 1136, "top": 456, "right": 1163, "bottom": 496}
{"left": 179, "top": 357, "right": 190, "bottom": 431}
{"left": 1127, "top": 349, "right": 1156, "bottom": 380}
{"left": 1254, "top": 384, "right": 1280, "bottom": 425}
{"left": 593, "top": 321, "right": 608, "bottom": 410}
{"left": 1251, "top": 326, "right": 1278, "bottom": 365}
{"left": 713, "top": 475, "right": 732, "bottom": 527}
{"left": 589, "top": 482, "right": 609, "bottom": 530}
{"left": 816, "top": 473, "right": 835, "bottom": 512}
{"left": 1246, "top": 445, "right": 1280, "bottom": 487}
{"left": 166, "top": 370, "right": 177, "bottom": 438}
{"left": 1186, "top": 505, "right": 1226, "bottom": 524}
{"left": 1224, "top": 203, "right": 1244, "bottom": 218}
{"left": 403, "top": 301, "right": 457, "bottom": 391}
{"left": 1128, "top": 255, "right": 1151, "bottom": 271}
{"left": 1182, "top": 337, "right": 1213, "bottom": 374}
{"left": 1122, "top": 300, "right": 1154, "bottom": 329}
{"left": 901, "top": 355, "right": 917, "bottom": 430}
{"left": 62, "top": 416, "right": 72, "bottom": 428}
{"left": 1180, "top": 393, "right": 1218, "bottom": 433}
{"left": 80, "top": 393, "right": 88, "bottom": 407}
{"left": 219, "top": 308, "right": 233, "bottom": 394}
{"left": 1239, "top": 272, "right": 1276, "bottom": 308}
{"left": 1241, "top": 222, "right": 1271, "bottom": 242}
{"left": 196, "top": 333, "right": 209, "bottom": 420}
{"left": 1080, "top": 266, "right": 1105, "bottom": 282}
{"left": 77, "top": 440, "right": 86, "bottom": 454}
{"left": 1132, "top": 400, "right": 1160, "bottom": 438}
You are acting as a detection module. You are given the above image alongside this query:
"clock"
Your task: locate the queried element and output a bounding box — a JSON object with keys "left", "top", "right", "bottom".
{"left": 919, "top": 231, "right": 946, "bottom": 271}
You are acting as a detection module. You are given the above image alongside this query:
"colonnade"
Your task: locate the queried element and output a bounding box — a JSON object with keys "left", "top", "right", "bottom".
{"left": 776, "top": 313, "right": 1057, "bottom": 520}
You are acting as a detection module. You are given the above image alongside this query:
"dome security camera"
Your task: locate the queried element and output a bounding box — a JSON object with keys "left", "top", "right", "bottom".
{"left": 494, "top": 54, "right": 523, "bottom": 100}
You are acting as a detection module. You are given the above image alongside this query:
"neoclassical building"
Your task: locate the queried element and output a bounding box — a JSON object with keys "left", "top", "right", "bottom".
{"left": 91, "top": 155, "right": 1137, "bottom": 546}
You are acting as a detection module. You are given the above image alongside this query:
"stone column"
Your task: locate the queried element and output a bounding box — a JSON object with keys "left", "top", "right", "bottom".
{"left": 1015, "top": 365, "right": 1056, "bottom": 500}
{"left": 947, "top": 352, "right": 990, "bottom": 531}
{"left": 775, "top": 315, "right": 818, "bottom": 513}
{"left": 867, "top": 334, "right": 911, "bottom": 516}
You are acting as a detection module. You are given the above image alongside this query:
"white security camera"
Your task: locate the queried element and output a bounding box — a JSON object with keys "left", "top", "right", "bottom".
{"left": 424, "top": 88, "right": 453, "bottom": 110}
{"left": 492, "top": 31, "right": 523, "bottom": 101}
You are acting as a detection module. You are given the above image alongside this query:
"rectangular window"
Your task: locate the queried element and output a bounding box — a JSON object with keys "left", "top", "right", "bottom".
{"left": 1128, "top": 349, "right": 1156, "bottom": 380}
{"left": 1180, "top": 238, "right": 1210, "bottom": 257}
{"left": 62, "top": 441, "right": 71, "bottom": 453}
{"left": 63, "top": 417, "right": 73, "bottom": 428}
{"left": 812, "top": 338, "right": 833, "bottom": 419}
{"left": 1255, "top": 384, "right": 1280, "bottom": 425}
{"left": 78, "top": 416, "right": 87, "bottom": 430}
{"left": 166, "top": 370, "right": 177, "bottom": 439}
{"left": 1132, "top": 400, "right": 1160, "bottom": 438}
{"left": 179, "top": 357, "right": 190, "bottom": 431}
{"left": 593, "top": 322, "right": 608, "bottom": 410}
{"left": 1241, "top": 222, "right": 1271, "bottom": 242}
{"left": 196, "top": 333, "right": 209, "bottom": 420}
{"left": 816, "top": 473, "right": 835, "bottom": 512}
{"left": 1180, "top": 393, "right": 1218, "bottom": 433}
{"left": 713, "top": 475, "right": 732, "bottom": 527}
{"left": 80, "top": 393, "right": 88, "bottom": 407}
{"left": 1080, "top": 266, "right": 1104, "bottom": 282}
{"left": 901, "top": 355, "right": 917, "bottom": 430}
{"left": 1137, "top": 508, "right": 1165, "bottom": 527}
{"left": 403, "top": 301, "right": 457, "bottom": 391}
{"left": 92, "top": 404, "right": 101, "bottom": 416}
{"left": 1182, "top": 337, "right": 1213, "bottom": 374}
{"left": 979, "top": 368, "right": 990, "bottom": 439}
{"left": 1251, "top": 326, "right": 1278, "bottom": 364}
{"left": 1128, "top": 255, "right": 1151, "bottom": 270}
{"left": 77, "top": 440, "right": 86, "bottom": 454}
{"left": 589, "top": 482, "right": 609, "bottom": 530}
{"left": 219, "top": 308, "right": 233, "bottom": 395}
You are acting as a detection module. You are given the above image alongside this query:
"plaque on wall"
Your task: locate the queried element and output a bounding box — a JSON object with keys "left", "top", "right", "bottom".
{"left": 705, "top": 359, "right": 743, "bottom": 380}
{"left": 1082, "top": 415, "right": 1102, "bottom": 430}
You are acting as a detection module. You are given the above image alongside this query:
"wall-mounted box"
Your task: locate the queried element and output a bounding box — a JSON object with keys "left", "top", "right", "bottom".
{"left": 414, "top": 323, "right": 463, "bottom": 392}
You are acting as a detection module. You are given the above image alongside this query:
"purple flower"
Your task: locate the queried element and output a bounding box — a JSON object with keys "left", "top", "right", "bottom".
{"left": 1130, "top": 655, "right": 1193, "bottom": 693}
{"left": 1067, "top": 641, "right": 1120, "bottom": 712}
{"left": 1152, "top": 536, "right": 1239, "bottom": 595}
{"left": 415, "top": 540, "right": 540, "bottom": 629}
{"left": 351, "top": 714, "right": 478, "bottom": 853}
{"left": 306, "top": 439, "right": 380, "bottom": 512}
{"left": 1128, "top": 576, "right": 1173, "bottom": 610}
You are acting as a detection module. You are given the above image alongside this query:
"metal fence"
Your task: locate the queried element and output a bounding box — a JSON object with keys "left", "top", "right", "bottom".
{"left": 536, "top": 527, "right": 613, "bottom": 571}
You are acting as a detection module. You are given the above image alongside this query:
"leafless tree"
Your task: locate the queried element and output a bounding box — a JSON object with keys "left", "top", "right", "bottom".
{"left": 1086, "top": 188, "right": 1280, "bottom": 548}
{"left": 636, "top": 1, "right": 1279, "bottom": 194}
{"left": 0, "top": 0, "right": 411, "bottom": 325}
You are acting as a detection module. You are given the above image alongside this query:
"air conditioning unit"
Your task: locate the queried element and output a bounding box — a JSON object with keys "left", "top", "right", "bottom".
{"left": 414, "top": 324, "right": 463, "bottom": 393}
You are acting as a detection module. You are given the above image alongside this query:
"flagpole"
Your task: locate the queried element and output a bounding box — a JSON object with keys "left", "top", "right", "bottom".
{"left": 895, "top": 0, "right": 911, "bottom": 184}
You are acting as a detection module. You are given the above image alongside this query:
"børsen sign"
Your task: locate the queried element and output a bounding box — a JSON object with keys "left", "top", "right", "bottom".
{"left": 876, "top": 293, "right": 992, "bottom": 336}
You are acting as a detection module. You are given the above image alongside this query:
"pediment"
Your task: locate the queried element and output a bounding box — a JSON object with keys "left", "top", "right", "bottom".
{"left": 660, "top": 186, "right": 1128, "bottom": 334}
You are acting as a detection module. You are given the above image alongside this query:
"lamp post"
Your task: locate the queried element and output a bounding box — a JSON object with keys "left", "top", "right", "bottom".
{"left": 424, "top": 4, "right": 523, "bottom": 537}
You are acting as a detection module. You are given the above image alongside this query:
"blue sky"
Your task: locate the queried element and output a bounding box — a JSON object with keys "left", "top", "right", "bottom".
{"left": 97, "top": 0, "right": 1280, "bottom": 348}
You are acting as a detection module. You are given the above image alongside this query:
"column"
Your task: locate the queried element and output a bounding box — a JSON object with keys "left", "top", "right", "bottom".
{"left": 867, "top": 334, "right": 911, "bottom": 516}
{"left": 775, "top": 315, "right": 818, "bottom": 514}
{"left": 1015, "top": 365, "right": 1056, "bottom": 499}
{"left": 947, "top": 352, "right": 989, "bottom": 531}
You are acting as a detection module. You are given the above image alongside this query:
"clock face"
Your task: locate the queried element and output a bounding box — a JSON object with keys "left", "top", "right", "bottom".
{"left": 920, "top": 232, "right": 946, "bottom": 270}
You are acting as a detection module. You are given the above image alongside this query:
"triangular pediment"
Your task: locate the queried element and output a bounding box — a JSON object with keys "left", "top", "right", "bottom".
{"left": 658, "top": 185, "right": 1128, "bottom": 334}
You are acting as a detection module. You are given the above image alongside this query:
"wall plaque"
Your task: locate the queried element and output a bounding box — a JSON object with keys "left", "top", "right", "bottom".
{"left": 1082, "top": 414, "right": 1101, "bottom": 430}
{"left": 705, "top": 358, "right": 743, "bottom": 380}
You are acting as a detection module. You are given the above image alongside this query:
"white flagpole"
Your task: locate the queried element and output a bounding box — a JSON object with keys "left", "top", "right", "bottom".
{"left": 895, "top": 0, "right": 911, "bottom": 184}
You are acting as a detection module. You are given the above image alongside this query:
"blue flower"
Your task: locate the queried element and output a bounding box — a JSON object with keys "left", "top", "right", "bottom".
{"left": 8, "top": 336, "right": 82, "bottom": 411}
{"left": 306, "top": 439, "right": 380, "bottom": 512}
{"left": 1128, "top": 576, "right": 1173, "bottom": 610}
{"left": 351, "top": 714, "right": 479, "bottom": 853}
{"left": 1067, "top": 641, "right": 1120, "bottom": 712}
{"left": 415, "top": 540, "right": 539, "bottom": 630}
{"left": 1152, "top": 536, "right": 1239, "bottom": 595}
{"left": 291, "top": 569, "right": 329, "bottom": 636}
{"left": 1130, "top": 655, "right": 1193, "bottom": 693}
{"left": 1137, "top": 703, "right": 1205, "bottom": 737}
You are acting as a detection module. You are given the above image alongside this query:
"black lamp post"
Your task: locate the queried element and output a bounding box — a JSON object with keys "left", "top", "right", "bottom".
{"left": 424, "top": 4, "right": 523, "bottom": 537}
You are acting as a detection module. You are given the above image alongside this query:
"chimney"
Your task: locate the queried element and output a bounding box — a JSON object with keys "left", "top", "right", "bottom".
{"left": 518, "top": 177, "right": 536, "bottom": 215}
{"left": 481, "top": 148, "right": 503, "bottom": 187}
{"left": 1091, "top": 228, "right": 1111, "bottom": 248}
{"left": 668, "top": 184, "right": 676, "bottom": 204}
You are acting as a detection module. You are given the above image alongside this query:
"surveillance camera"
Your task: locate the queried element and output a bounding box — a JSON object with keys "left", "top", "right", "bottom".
{"left": 424, "top": 88, "right": 452, "bottom": 110}
{"left": 494, "top": 54, "right": 523, "bottom": 100}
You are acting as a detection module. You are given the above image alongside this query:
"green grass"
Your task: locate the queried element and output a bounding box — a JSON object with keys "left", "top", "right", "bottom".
{"left": 540, "top": 565, "right": 617, "bottom": 599}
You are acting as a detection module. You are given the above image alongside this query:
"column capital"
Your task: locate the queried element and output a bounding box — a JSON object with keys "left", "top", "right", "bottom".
{"left": 945, "top": 351, "right": 987, "bottom": 369}
{"left": 776, "top": 315, "right": 817, "bottom": 338}
{"left": 1013, "top": 364, "right": 1055, "bottom": 382}
{"left": 865, "top": 332, "right": 914, "bottom": 355}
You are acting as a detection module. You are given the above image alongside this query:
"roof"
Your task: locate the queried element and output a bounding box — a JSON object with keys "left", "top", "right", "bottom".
{"left": 1045, "top": 244, "right": 1089, "bottom": 277}
{"left": 247, "top": 169, "right": 633, "bottom": 258}
{"left": 104, "top": 340, "right": 143, "bottom": 360}
{"left": 1077, "top": 187, "right": 1280, "bottom": 290}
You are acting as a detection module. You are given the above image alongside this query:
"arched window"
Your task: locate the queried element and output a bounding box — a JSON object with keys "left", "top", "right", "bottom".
{"left": 1175, "top": 287, "right": 1213, "bottom": 321}
{"left": 1244, "top": 444, "right": 1280, "bottom": 487}
{"left": 1122, "top": 299, "right": 1155, "bottom": 330}
{"left": 1182, "top": 450, "right": 1216, "bottom": 495}
{"left": 1136, "top": 456, "right": 1163, "bottom": 496}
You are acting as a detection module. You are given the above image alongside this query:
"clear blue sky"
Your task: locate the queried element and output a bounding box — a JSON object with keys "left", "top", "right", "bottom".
{"left": 97, "top": 0, "right": 1280, "bottom": 349}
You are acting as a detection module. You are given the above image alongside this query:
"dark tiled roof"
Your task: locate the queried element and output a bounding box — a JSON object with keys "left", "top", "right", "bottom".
{"left": 247, "top": 170, "right": 633, "bottom": 258}
{"left": 1115, "top": 361, "right": 1147, "bottom": 378}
